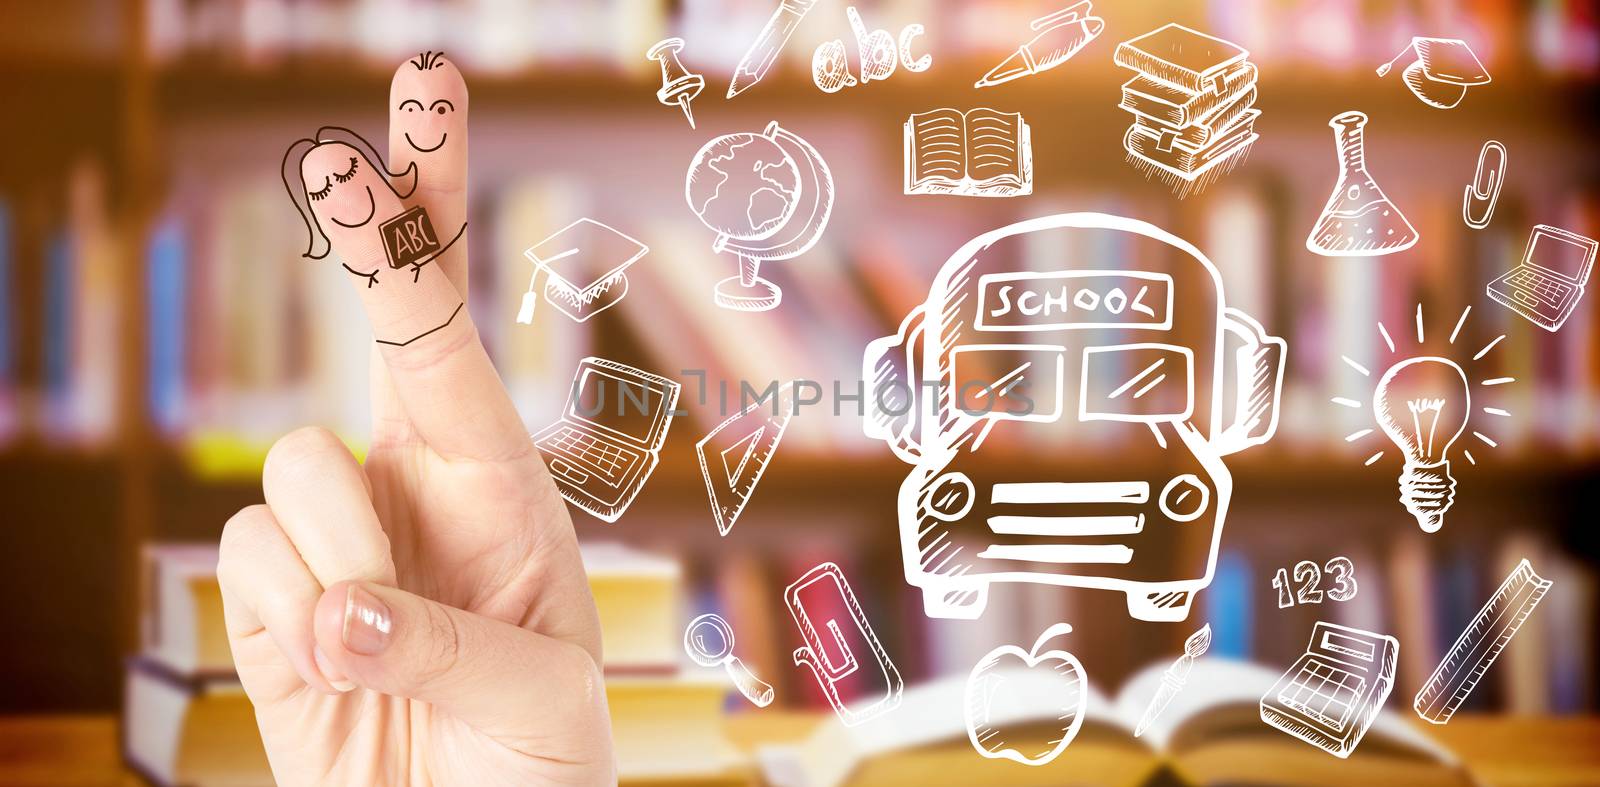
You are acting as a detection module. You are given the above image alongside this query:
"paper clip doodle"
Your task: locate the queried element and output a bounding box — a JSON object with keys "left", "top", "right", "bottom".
{"left": 685, "top": 613, "right": 776, "bottom": 708}
{"left": 1415, "top": 559, "right": 1551, "bottom": 725}
{"left": 281, "top": 125, "right": 465, "bottom": 346}
{"left": 785, "top": 562, "right": 903, "bottom": 727}
{"left": 1260, "top": 622, "right": 1398, "bottom": 758}
{"left": 977, "top": 1, "right": 1104, "bottom": 88}
{"left": 1463, "top": 141, "right": 1506, "bottom": 230}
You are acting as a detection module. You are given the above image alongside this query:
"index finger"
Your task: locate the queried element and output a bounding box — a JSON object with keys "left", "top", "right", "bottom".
{"left": 390, "top": 51, "right": 469, "bottom": 296}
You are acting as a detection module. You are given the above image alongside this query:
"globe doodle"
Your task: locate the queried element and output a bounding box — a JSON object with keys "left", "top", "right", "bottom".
{"left": 682, "top": 121, "right": 834, "bottom": 312}
{"left": 686, "top": 133, "right": 801, "bottom": 242}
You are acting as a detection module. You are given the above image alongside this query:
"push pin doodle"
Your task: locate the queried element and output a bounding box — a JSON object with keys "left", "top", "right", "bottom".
{"left": 646, "top": 38, "right": 704, "bottom": 128}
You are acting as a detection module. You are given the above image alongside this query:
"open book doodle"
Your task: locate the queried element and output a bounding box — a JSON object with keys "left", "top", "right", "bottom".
{"left": 758, "top": 659, "right": 1465, "bottom": 787}
{"left": 903, "top": 108, "right": 1032, "bottom": 197}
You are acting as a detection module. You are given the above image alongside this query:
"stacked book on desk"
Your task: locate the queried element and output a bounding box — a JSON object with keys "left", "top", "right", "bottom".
{"left": 1115, "top": 23, "right": 1261, "bottom": 196}
{"left": 125, "top": 544, "right": 269, "bottom": 787}
{"left": 126, "top": 542, "right": 746, "bottom": 786}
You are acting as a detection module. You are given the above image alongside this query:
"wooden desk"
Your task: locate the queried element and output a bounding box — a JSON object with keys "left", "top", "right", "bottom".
{"left": 3, "top": 713, "right": 1597, "bottom": 785}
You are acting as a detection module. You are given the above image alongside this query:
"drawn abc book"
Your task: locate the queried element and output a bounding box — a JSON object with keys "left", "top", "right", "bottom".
{"left": 380, "top": 205, "right": 443, "bottom": 269}
{"left": 696, "top": 384, "right": 795, "bottom": 536}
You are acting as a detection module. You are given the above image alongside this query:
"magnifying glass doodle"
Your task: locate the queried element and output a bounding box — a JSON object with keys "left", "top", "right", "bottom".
{"left": 685, "top": 613, "right": 775, "bottom": 708}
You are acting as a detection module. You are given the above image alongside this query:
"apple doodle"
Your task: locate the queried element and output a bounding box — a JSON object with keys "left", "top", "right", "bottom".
{"left": 964, "top": 623, "right": 1087, "bottom": 766}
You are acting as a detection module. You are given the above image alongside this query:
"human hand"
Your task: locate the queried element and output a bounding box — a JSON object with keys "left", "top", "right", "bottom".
{"left": 220, "top": 54, "right": 615, "bottom": 785}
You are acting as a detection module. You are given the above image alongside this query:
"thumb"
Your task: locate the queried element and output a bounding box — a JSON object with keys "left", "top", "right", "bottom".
{"left": 314, "top": 582, "right": 613, "bottom": 757}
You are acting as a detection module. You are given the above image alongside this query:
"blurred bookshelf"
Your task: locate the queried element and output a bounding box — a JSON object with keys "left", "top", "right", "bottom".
{"left": 1, "top": 0, "right": 1597, "bottom": 728}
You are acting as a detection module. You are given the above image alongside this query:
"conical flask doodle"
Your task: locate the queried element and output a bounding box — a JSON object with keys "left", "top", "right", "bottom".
{"left": 1306, "top": 111, "right": 1418, "bottom": 257}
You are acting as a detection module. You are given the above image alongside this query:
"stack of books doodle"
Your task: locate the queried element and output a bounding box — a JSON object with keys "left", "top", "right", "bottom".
{"left": 1114, "top": 24, "right": 1260, "bottom": 194}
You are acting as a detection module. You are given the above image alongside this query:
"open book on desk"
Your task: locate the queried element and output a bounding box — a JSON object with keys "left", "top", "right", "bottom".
{"left": 760, "top": 659, "right": 1471, "bottom": 787}
{"left": 904, "top": 108, "right": 1033, "bottom": 197}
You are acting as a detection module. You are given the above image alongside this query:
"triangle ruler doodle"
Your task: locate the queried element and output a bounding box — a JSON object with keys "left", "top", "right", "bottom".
{"left": 696, "top": 383, "right": 795, "bottom": 536}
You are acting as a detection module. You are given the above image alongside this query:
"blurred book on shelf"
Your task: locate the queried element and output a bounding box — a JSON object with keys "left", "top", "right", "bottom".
{"left": 119, "top": 0, "right": 1600, "bottom": 76}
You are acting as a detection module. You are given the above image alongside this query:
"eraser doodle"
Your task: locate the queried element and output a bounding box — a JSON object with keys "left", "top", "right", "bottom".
{"left": 966, "top": 623, "right": 1087, "bottom": 766}
{"left": 1415, "top": 559, "right": 1551, "bottom": 725}
{"left": 685, "top": 121, "right": 833, "bottom": 312}
{"left": 281, "top": 125, "right": 465, "bottom": 346}
{"left": 533, "top": 358, "right": 680, "bottom": 523}
{"left": 1486, "top": 224, "right": 1596, "bottom": 332}
{"left": 684, "top": 613, "right": 776, "bottom": 708}
{"left": 1334, "top": 304, "right": 1514, "bottom": 526}
{"left": 785, "top": 562, "right": 902, "bottom": 727}
{"left": 1271, "top": 557, "right": 1358, "bottom": 608}
{"left": 977, "top": 1, "right": 1103, "bottom": 88}
{"left": 862, "top": 214, "right": 1285, "bottom": 622}
{"left": 1115, "top": 24, "right": 1260, "bottom": 198}
{"left": 1261, "top": 622, "right": 1398, "bottom": 759}
{"left": 1306, "top": 111, "right": 1418, "bottom": 257}
{"left": 904, "top": 108, "right": 1033, "bottom": 197}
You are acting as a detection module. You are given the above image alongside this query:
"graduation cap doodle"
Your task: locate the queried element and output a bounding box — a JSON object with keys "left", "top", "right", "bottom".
{"left": 1377, "top": 37, "right": 1490, "bottom": 109}
{"left": 517, "top": 218, "right": 649, "bottom": 324}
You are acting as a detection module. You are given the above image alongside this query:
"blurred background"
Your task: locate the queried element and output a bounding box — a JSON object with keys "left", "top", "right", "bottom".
{"left": 1, "top": 0, "right": 1598, "bottom": 784}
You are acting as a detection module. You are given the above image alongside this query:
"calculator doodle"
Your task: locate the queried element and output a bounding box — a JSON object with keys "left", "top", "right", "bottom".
{"left": 1260, "top": 621, "right": 1397, "bottom": 758}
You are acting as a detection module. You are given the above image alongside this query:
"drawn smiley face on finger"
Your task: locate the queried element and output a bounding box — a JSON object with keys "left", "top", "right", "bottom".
{"left": 393, "top": 51, "right": 467, "bottom": 160}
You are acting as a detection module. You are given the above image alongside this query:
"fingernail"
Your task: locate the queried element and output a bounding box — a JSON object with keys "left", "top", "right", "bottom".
{"left": 314, "top": 645, "right": 355, "bottom": 693}
{"left": 342, "top": 584, "right": 393, "bottom": 656}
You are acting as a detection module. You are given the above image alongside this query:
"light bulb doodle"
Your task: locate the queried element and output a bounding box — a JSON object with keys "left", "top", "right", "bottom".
{"left": 1332, "top": 304, "right": 1514, "bottom": 533}
{"left": 1372, "top": 357, "right": 1469, "bottom": 533}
